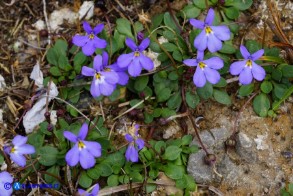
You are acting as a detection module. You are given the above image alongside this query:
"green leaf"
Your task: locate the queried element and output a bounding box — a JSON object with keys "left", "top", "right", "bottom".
{"left": 97, "top": 163, "right": 113, "bottom": 177}
{"left": 224, "top": 7, "right": 239, "bottom": 19}
{"left": 74, "top": 52, "right": 87, "bottom": 71}
{"left": 273, "top": 83, "right": 287, "bottom": 99}
{"left": 154, "top": 141, "right": 166, "bottom": 153}
{"left": 168, "top": 71, "right": 179, "bottom": 80}
{"left": 161, "top": 108, "right": 176, "bottom": 118}
{"left": 164, "top": 146, "right": 182, "bottom": 161}
{"left": 253, "top": 93, "right": 270, "bottom": 117}
{"left": 164, "top": 163, "right": 185, "bottom": 180}
{"left": 28, "top": 132, "right": 44, "bottom": 149}
{"left": 197, "top": 82, "right": 213, "bottom": 99}
{"left": 50, "top": 66, "right": 61, "bottom": 76}
{"left": 109, "top": 88, "right": 120, "bottom": 101}
{"left": 134, "top": 21, "right": 143, "bottom": 33}
{"left": 213, "top": 77, "right": 227, "bottom": 87}
{"left": 167, "top": 92, "right": 182, "bottom": 109}
{"left": 161, "top": 43, "right": 178, "bottom": 52}
{"left": 39, "top": 146, "right": 59, "bottom": 166}
{"left": 245, "top": 40, "right": 261, "bottom": 54}
{"left": 152, "top": 108, "right": 161, "bottom": 117}
{"left": 272, "top": 68, "right": 282, "bottom": 81}
{"left": 213, "top": 90, "right": 232, "bottom": 105}
{"left": 54, "top": 39, "right": 68, "bottom": 56}
{"left": 144, "top": 112, "right": 154, "bottom": 124}
{"left": 192, "top": 0, "right": 208, "bottom": 9}
{"left": 87, "top": 166, "right": 101, "bottom": 180}
{"left": 151, "top": 13, "right": 164, "bottom": 30}
{"left": 45, "top": 166, "right": 60, "bottom": 183}
{"left": 172, "top": 50, "right": 183, "bottom": 62}
{"left": 68, "top": 88, "right": 80, "bottom": 104}
{"left": 116, "top": 18, "right": 133, "bottom": 38}
{"left": 0, "top": 154, "right": 4, "bottom": 165}
{"left": 260, "top": 81, "right": 273, "bottom": 94}
{"left": 79, "top": 172, "right": 92, "bottom": 188}
{"left": 182, "top": 5, "right": 201, "bottom": 19}
{"left": 281, "top": 65, "right": 293, "bottom": 78}
{"left": 186, "top": 91, "right": 200, "bottom": 109}
{"left": 184, "top": 174, "right": 196, "bottom": 191}
{"left": 164, "top": 12, "right": 180, "bottom": 34}
{"left": 130, "top": 99, "right": 144, "bottom": 109}
{"left": 107, "top": 175, "right": 119, "bottom": 186}
{"left": 157, "top": 88, "right": 171, "bottom": 102}
{"left": 225, "top": 0, "right": 253, "bottom": 10}
{"left": 239, "top": 84, "right": 254, "bottom": 97}
{"left": 134, "top": 76, "right": 149, "bottom": 92}
{"left": 46, "top": 48, "right": 58, "bottom": 66}
{"left": 220, "top": 42, "right": 236, "bottom": 54}
{"left": 58, "top": 54, "right": 72, "bottom": 71}
{"left": 182, "top": 135, "right": 192, "bottom": 146}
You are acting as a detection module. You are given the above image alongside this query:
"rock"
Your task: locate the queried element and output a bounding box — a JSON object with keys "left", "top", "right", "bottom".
{"left": 236, "top": 132, "right": 258, "bottom": 163}
{"left": 217, "top": 154, "right": 242, "bottom": 185}
{"left": 187, "top": 150, "right": 214, "bottom": 184}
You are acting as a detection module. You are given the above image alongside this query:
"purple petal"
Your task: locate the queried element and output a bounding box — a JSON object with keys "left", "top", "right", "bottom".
{"left": 66, "top": 144, "right": 79, "bottom": 166}
{"left": 197, "top": 50, "right": 204, "bottom": 61}
{"left": 117, "top": 53, "right": 134, "bottom": 68}
{"left": 12, "top": 135, "right": 27, "bottom": 146}
{"left": 138, "top": 38, "right": 150, "bottom": 51}
{"left": 204, "top": 67, "right": 221, "bottom": 84}
{"left": 240, "top": 45, "right": 250, "bottom": 59}
{"left": 203, "top": 57, "right": 224, "bottom": 70}
{"left": 0, "top": 171, "right": 13, "bottom": 183}
{"left": 135, "top": 138, "right": 144, "bottom": 150}
{"left": 78, "top": 189, "right": 87, "bottom": 196}
{"left": 207, "top": 34, "right": 222, "bottom": 52}
{"left": 90, "top": 80, "right": 101, "bottom": 97}
{"left": 194, "top": 30, "right": 207, "bottom": 51}
{"left": 93, "top": 37, "right": 107, "bottom": 49}
{"left": 128, "top": 58, "right": 142, "bottom": 77}
{"left": 102, "top": 51, "right": 109, "bottom": 67}
{"left": 251, "top": 62, "right": 265, "bottom": 81}
{"left": 93, "top": 24, "right": 104, "bottom": 35}
{"left": 10, "top": 153, "right": 26, "bottom": 167}
{"left": 82, "top": 41, "right": 96, "bottom": 56}
{"left": 64, "top": 131, "right": 78, "bottom": 143}
{"left": 72, "top": 35, "right": 88, "bottom": 47}
{"left": 80, "top": 149, "right": 96, "bottom": 169}
{"left": 103, "top": 71, "right": 119, "bottom": 84}
{"left": 100, "top": 82, "right": 116, "bottom": 96}
{"left": 117, "top": 72, "right": 129, "bottom": 85}
{"left": 125, "top": 145, "right": 139, "bottom": 162}
{"left": 81, "top": 66, "right": 95, "bottom": 77}
{"left": 190, "top": 19, "right": 204, "bottom": 29}
{"left": 193, "top": 67, "right": 206, "bottom": 87}
{"left": 205, "top": 8, "right": 215, "bottom": 26}
{"left": 93, "top": 55, "right": 103, "bottom": 71}
{"left": 139, "top": 55, "right": 154, "bottom": 70}
{"left": 239, "top": 68, "right": 253, "bottom": 85}
{"left": 3, "top": 146, "right": 11, "bottom": 155}
{"left": 183, "top": 59, "right": 198, "bottom": 67}
{"left": 91, "top": 184, "right": 100, "bottom": 195}
{"left": 211, "top": 26, "right": 230, "bottom": 41}
{"left": 125, "top": 134, "right": 134, "bottom": 142}
{"left": 230, "top": 60, "right": 246, "bottom": 75}
{"left": 17, "top": 144, "right": 35, "bottom": 154}
{"left": 125, "top": 38, "right": 137, "bottom": 51}
{"left": 83, "top": 141, "right": 102, "bottom": 157}
{"left": 78, "top": 123, "right": 88, "bottom": 140}
{"left": 83, "top": 21, "right": 92, "bottom": 34}
{"left": 251, "top": 49, "right": 264, "bottom": 61}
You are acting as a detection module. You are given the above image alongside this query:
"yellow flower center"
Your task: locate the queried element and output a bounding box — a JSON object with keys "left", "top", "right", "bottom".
{"left": 134, "top": 51, "right": 140, "bottom": 57}
{"left": 199, "top": 62, "right": 206, "bottom": 69}
{"left": 11, "top": 147, "right": 16, "bottom": 153}
{"left": 88, "top": 33, "right": 95, "bottom": 39}
{"left": 78, "top": 141, "right": 85, "bottom": 149}
{"left": 205, "top": 26, "right": 213, "bottom": 35}
{"left": 95, "top": 73, "right": 101, "bottom": 80}
{"left": 246, "top": 60, "right": 252, "bottom": 68}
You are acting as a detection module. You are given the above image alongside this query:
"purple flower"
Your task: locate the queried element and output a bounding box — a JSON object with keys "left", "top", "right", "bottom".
{"left": 78, "top": 183, "right": 99, "bottom": 196}
{"left": 117, "top": 38, "right": 154, "bottom": 77}
{"left": 72, "top": 21, "right": 107, "bottom": 56}
{"left": 230, "top": 45, "right": 265, "bottom": 85}
{"left": 125, "top": 124, "right": 144, "bottom": 162}
{"left": 190, "top": 8, "right": 230, "bottom": 52}
{"left": 64, "top": 123, "right": 102, "bottom": 169}
{"left": 82, "top": 52, "right": 119, "bottom": 97}
{"left": 183, "top": 51, "right": 223, "bottom": 87}
{"left": 106, "top": 63, "right": 129, "bottom": 86}
{"left": 0, "top": 171, "right": 13, "bottom": 196}
{"left": 4, "top": 135, "right": 35, "bottom": 167}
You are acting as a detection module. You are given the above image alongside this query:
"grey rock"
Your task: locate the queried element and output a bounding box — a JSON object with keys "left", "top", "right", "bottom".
{"left": 236, "top": 132, "right": 258, "bottom": 163}
{"left": 217, "top": 154, "right": 242, "bottom": 185}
